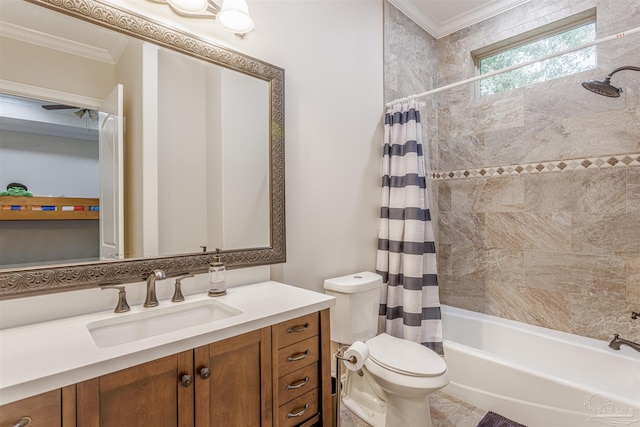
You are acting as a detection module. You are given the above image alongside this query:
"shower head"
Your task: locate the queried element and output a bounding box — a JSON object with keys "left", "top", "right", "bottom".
{"left": 582, "top": 65, "right": 640, "bottom": 97}
{"left": 581, "top": 77, "right": 622, "bottom": 97}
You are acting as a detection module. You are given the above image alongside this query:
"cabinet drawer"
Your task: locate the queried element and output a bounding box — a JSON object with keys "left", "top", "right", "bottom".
{"left": 278, "top": 336, "right": 319, "bottom": 376}
{"left": 0, "top": 389, "right": 61, "bottom": 427}
{"left": 278, "top": 389, "right": 319, "bottom": 427}
{"left": 277, "top": 312, "right": 319, "bottom": 349}
{"left": 278, "top": 362, "right": 319, "bottom": 404}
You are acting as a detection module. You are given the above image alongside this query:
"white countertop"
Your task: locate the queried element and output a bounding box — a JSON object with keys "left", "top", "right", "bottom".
{"left": 0, "top": 281, "right": 334, "bottom": 405}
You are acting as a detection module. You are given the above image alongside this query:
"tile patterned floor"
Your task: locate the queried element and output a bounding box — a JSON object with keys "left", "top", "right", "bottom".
{"left": 338, "top": 391, "right": 487, "bottom": 427}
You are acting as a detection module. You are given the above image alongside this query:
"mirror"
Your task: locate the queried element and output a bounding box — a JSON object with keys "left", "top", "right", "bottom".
{"left": 0, "top": 0, "right": 285, "bottom": 299}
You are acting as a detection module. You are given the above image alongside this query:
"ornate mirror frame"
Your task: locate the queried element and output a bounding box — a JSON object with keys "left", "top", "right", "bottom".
{"left": 0, "top": 0, "right": 285, "bottom": 299}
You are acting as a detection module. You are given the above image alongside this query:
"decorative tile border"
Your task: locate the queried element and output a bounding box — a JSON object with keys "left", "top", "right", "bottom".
{"left": 430, "top": 153, "right": 640, "bottom": 180}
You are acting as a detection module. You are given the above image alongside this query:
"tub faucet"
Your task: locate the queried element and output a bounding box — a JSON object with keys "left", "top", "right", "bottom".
{"left": 608, "top": 334, "right": 640, "bottom": 353}
{"left": 144, "top": 269, "right": 166, "bottom": 307}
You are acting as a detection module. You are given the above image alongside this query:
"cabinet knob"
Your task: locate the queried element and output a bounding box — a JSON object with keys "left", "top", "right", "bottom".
{"left": 181, "top": 374, "right": 193, "bottom": 387}
{"left": 199, "top": 367, "right": 211, "bottom": 380}
{"left": 14, "top": 417, "right": 32, "bottom": 427}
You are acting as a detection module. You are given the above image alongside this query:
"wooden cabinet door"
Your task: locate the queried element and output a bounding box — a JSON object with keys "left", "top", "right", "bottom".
{"left": 0, "top": 389, "right": 61, "bottom": 427}
{"left": 76, "top": 351, "right": 194, "bottom": 427}
{"left": 194, "top": 328, "right": 272, "bottom": 427}
{"left": 0, "top": 386, "right": 75, "bottom": 427}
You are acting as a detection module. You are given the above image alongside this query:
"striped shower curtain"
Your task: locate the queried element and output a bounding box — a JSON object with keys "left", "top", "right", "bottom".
{"left": 376, "top": 99, "right": 443, "bottom": 355}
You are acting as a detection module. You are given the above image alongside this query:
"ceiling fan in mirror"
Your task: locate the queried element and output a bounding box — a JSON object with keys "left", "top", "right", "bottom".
{"left": 41, "top": 103, "right": 99, "bottom": 120}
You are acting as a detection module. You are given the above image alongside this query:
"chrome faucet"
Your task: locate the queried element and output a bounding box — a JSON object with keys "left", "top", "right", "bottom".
{"left": 144, "top": 269, "right": 166, "bottom": 307}
{"left": 608, "top": 334, "right": 640, "bottom": 353}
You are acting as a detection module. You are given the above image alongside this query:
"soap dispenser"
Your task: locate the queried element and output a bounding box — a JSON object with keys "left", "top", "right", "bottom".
{"left": 208, "top": 252, "right": 226, "bottom": 296}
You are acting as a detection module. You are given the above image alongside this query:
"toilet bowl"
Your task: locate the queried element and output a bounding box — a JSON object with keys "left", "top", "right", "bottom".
{"left": 324, "top": 272, "right": 449, "bottom": 427}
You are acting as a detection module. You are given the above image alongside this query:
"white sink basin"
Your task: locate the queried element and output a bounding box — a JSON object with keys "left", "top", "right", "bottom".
{"left": 87, "top": 299, "right": 242, "bottom": 348}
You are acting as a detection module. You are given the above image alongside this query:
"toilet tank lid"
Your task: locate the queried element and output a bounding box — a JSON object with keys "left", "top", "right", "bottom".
{"left": 323, "top": 271, "right": 383, "bottom": 293}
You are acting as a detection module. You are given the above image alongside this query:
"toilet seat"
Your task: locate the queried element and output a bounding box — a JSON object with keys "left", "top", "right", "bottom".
{"left": 366, "top": 333, "right": 446, "bottom": 377}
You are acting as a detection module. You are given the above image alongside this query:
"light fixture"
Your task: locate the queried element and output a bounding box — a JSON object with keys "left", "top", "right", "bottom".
{"left": 146, "top": 0, "right": 254, "bottom": 35}
{"left": 166, "top": 0, "right": 209, "bottom": 15}
{"left": 217, "top": 0, "right": 254, "bottom": 34}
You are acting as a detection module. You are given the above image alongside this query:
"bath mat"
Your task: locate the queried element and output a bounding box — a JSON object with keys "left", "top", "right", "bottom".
{"left": 477, "top": 411, "right": 527, "bottom": 427}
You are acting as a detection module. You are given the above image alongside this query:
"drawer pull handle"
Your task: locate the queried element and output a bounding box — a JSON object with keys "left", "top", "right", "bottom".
{"left": 287, "top": 349, "right": 310, "bottom": 362}
{"left": 286, "top": 323, "right": 310, "bottom": 334}
{"left": 287, "top": 403, "right": 310, "bottom": 418}
{"left": 14, "top": 417, "right": 32, "bottom": 427}
{"left": 286, "top": 376, "right": 310, "bottom": 390}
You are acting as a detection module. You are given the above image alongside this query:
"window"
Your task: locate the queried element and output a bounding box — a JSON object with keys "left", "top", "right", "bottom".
{"left": 474, "top": 10, "right": 596, "bottom": 96}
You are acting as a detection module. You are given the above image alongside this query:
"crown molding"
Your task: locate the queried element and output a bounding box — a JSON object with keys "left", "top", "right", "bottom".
{"left": 0, "top": 80, "right": 102, "bottom": 109}
{"left": 0, "top": 21, "right": 126, "bottom": 64}
{"left": 388, "top": 0, "right": 530, "bottom": 39}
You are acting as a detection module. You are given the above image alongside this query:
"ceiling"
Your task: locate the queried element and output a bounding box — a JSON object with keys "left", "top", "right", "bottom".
{"left": 1, "top": 0, "right": 532, "bottom": 49}
{"left": 388, "top": 0, "right": 531, "bottom": 39}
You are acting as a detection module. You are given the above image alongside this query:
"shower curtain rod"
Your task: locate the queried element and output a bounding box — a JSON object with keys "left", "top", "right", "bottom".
{"left": 386, "top": 25, "right": 640, "bottom": 107}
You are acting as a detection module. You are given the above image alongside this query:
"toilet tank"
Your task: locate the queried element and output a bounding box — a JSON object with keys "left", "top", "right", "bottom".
{"left": 323, "top": 271, "right": 382, "bottom": 345}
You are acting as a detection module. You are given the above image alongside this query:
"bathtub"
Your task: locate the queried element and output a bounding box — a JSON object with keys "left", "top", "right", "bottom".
{"left": 441, "top": 305, "right": 640, "bottom": 427}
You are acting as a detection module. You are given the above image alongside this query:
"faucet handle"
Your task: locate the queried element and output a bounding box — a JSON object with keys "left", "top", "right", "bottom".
{"left": 171, "top": 273, "right": 194, "bottom": 302}
{"left": 100, "top": 285, "right": 130, "bottom": 313}
{"left": 149, "top": 269, "right": 166, "bottom": 280}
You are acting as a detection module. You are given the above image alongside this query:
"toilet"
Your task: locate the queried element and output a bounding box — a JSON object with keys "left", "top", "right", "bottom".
{"left": 324, "top": 272, "right": 449, "bottom": 427}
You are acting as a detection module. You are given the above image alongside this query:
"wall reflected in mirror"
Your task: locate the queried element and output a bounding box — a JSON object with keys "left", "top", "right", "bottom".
{"left": 0, "top": 94, "right": 101, "bottom": 267}
{"left": 0, "top": 0, "right": 271, "bottom": 270}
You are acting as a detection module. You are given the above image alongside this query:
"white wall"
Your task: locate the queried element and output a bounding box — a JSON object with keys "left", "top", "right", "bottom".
{"left": 0, "top": 130, "right": 99, "bottom": 197}
{"left": 157, "top": 49, "right": 209, "bottom": 255}
{"left": 234, "top": 1, "right": 385, "bottom": 292}
{"left": 107, "top": 0, "right": 385, "bottom": 292}
{"left": 221, "top": 69, "right": 270, "bottom": 249}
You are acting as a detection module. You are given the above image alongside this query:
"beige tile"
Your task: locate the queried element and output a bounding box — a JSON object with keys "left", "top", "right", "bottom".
{"left": 483, "top": 247, "right": 524, "bottom": 285}
{"left": 483, "top": 118, "right": 568, "bottom": 166}
{"left": 627, "top": 257, "right": 640, "bottom": 303}
{"left": 438, "top": 212, "right": 485, "bottom": 246}
{"left": 439, "top": 274, "right": 485, "bottom": 312}
{"left": 524, "top": 250, "right": 627, "bottom": 298}
{"left": 437, "top": 181, "right": 452, "bottom": 213}
{"left": 485, "top": 212, "right": 571, "bottom": 251}
{"left": 339, "top": 405, "right": 370, "bottom": 427}
{"left": 627, "top": 167, "right": 640, "bottom": 185}
{"left": 566, "top": 108, "right": 640, "bottom": 159}
{"left": 437, "top": 127, "right": 485, "bottom": 171}
{"left": 628, "top": 168, "right": 640, "bottom": 213}
{"left": 571, "top": 294, "right": 640, "bottom": 340}
{"left": 339, "top": 391, "right": 486, "bottom": 427}
{"left": 486, "top": 281, "right": 571, "bottom": 332}
{"left": 448, "top": 177, "right": 524, "bottom": 213}
{"left": 572, "top": 213, "right": 640, "bottom": 257}
{"left": 449, "top": 245, "right": 485, "bottom": 279}
{"left": 437, "top": 243, "right": 453, "bottom": 276}
{"left": 430, "top": 391, "right": 486, "bottom": 427}
{"left": 524, "top": 169, "right": 627, "bottom": 213}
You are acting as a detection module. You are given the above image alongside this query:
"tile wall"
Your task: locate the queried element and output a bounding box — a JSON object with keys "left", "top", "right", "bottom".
{"left": 385, "top": 0, "right": 640, "bottom": 341}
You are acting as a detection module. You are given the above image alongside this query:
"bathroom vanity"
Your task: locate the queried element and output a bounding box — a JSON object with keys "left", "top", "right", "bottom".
{"left": 0, "top": 281, "right": 334, "bottom": 427}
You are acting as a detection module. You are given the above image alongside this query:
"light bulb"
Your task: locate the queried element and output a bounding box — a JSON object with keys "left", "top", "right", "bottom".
{"left": 166, "top": 0, "right": 209, "bottom": 15}
{"left": 217, "top": 0, "right": 254, "bottom": 34}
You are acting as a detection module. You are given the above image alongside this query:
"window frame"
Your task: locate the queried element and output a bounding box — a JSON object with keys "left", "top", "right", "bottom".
{"left": 472, "top": 8, "right": 597, "bottom": 97}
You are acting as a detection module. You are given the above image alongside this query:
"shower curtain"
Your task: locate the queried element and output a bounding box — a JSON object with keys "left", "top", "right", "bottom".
{"left": 376, "top": 99, "right": 443, "bottom": 355}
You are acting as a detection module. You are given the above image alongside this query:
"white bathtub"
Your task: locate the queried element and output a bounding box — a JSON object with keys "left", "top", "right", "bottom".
{"left": 441, "top": 305, "right": 640, "bottom": 427}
